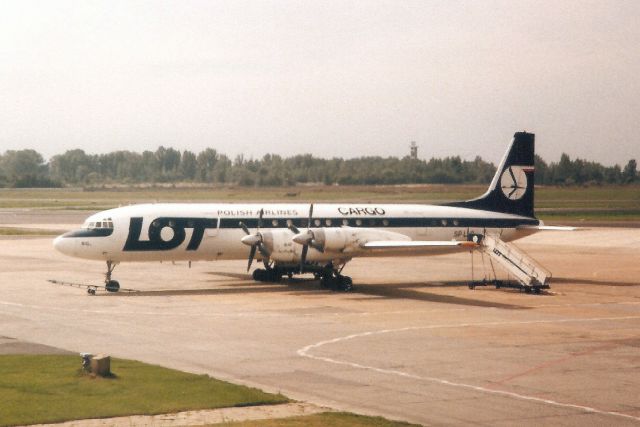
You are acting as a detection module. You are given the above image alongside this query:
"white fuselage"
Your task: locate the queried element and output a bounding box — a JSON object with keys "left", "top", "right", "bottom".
{"left": 53, "top": 202, "right": 540, "bottom": 263}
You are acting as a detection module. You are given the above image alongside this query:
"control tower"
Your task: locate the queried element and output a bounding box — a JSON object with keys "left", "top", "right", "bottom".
{"left": 410, "top": 141, "right": 418, "bottom": 159}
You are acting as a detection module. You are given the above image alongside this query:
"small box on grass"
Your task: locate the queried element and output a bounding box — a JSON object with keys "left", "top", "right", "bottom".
{"left": 89, "top": 354, "right": 111, "bottom": 376}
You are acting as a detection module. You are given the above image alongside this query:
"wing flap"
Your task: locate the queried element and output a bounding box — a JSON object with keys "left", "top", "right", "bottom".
{"left": 361, "top": 240, "right": 478, "bottom": 249}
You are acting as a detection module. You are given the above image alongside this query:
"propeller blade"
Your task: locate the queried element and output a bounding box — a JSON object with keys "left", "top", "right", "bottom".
{"left": 247, "top": 245, "right": 257, "bottom": 271}
{"left": 310, "top": 242, "right": 325, "bottom": 253}
{"left": 300, "top": 244, "right": 308, "bottom": 271}
{"left": 257, "top": 208, "right": 264, "bottom": 230}
{"left": 239, "top": 221, "right": 250, "bottom": 235}
{"left": 257, "top": 243, "right": 270, "bottom": 258}
{"left": 307, "top": 203, "right": 314, "bottom": 228}
{"left": 288, "top": 223, "right": 300, "bottom": 234}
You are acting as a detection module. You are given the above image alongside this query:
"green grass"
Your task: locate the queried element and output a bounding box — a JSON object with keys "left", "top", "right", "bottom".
{"left": 0, "top": 227, "right": 60, "bottom": 236}
{"left": 0, "top": 355, "right": 288, "bottom": 427}
{"left": 1, "top": 184, "right": 639, "bottom": 221}
{"left": 538, "top": 209, "right": 640, "bottom": 221}
{"left": 212, "top": 412, "right": 420, "bottom": 427}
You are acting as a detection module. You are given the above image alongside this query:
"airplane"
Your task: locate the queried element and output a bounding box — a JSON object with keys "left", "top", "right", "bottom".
{"left": 53, "top": 131, "right": 568, "bottom": 294}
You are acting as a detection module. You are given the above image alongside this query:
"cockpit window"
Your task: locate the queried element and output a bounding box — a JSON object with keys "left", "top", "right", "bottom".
{"left": 83, "top": 218, "right": 114, "bottom": 230}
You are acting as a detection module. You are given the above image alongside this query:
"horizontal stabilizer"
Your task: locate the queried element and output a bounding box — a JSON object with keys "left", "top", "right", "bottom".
{"left": 361, "top": 240, "right": 478, "bottom": 249}
{"left": 516, "top": 225, "right": 577, "bottom": 231}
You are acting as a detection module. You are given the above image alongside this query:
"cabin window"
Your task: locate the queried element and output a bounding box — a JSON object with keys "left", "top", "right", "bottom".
{"left": 314, "top": 219, "right": 321, "bottom": 226}
{"left": 271, "top": 219, "right": 279, "bottom": 227}
{"left": 453, "top": 220, "right": 459, "bottom": 226}
{"left": 325, "top": 219, "right": 332, "bottom": 226}
{"left": 382, "top": 219, "right": 389, "bottom": 226}
{"left": 286, "top": 219, "right": 293, "bottom": 227}
{"left": 441, "top": 219, "right": 448, "bottom": 226}
{"left": 355, "top": 219, "right": 363, "bottom": 226}
{"left": 342, "top": 219, "right": 349, "bottom": 226}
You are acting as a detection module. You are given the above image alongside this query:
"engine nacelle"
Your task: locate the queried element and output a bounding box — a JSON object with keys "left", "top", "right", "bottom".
{"left": 312, "top": 228, "right": 356, "bottom": 252}
{"left": 311, "top": 227, "right": 409, "bottom": 253}
{"left": 261, "top": 229, "right": 297, "bottom": 262}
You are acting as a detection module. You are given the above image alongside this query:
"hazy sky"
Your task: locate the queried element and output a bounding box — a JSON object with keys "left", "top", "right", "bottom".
{"left": 1, "top": 0, "right": 639, "bottom": 164}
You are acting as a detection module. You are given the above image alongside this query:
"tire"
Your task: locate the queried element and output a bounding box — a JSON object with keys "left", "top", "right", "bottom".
{"left": 320, "top": 276, "right": 331, "bottom": 289}
{"left": 105, "top": 280, "right": 120, "bottom": 292}
{"left": 253, "top": 269, "right": 265, "bottom": 282}
{"left": 341, "top": 276, "right": 353, "bottom": 292}
{"left": 267, "top": 269, "right": 281, "bottom": 282}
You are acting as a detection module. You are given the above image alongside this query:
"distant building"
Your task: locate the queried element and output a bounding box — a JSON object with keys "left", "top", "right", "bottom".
{"left": 410, "top": 141, "right": 418, "bottom": 159}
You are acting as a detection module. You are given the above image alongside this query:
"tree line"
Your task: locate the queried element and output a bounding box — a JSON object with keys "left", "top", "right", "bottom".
{"left": 0, "top": 147, "right": 636, "bottom": 188}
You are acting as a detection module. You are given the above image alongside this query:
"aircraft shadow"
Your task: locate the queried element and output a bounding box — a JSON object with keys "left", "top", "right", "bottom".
{"left": 551, "top": 277, "right": 640, "bottom": 287}
{"left": 204, "top": 271, "right": 254, "bottom": 281}
{"left": 110, "top": 278, "right": 528, "bottom": 309}
{"left": 326, "top": 282, "right": 529, "bottom": 309}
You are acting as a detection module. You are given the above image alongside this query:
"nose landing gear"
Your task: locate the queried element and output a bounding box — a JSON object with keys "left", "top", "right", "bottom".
{"left": 104, "top": 261, "right": 120, "bottom": 292}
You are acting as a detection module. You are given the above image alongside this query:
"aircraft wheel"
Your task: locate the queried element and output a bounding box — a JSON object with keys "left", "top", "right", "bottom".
{"left": 105, "top": 280, "right": 120, "bottom": 292}
{"left": 252, "top": 269, "right": 266, "bottom": 282}
{"left": 266, "top": 269, "right": 281, "bottom": 282}
{"left": 320, "top": 275, "right": 334, "bottom": 289}
{"left": 320, "top": 276, "right": 329, "bottom": 288}
{"left": 340, "top": 276, "right": 353, "bottom": 292}
{"left": 87, "top": 288, "right": 96, "bottom": 295}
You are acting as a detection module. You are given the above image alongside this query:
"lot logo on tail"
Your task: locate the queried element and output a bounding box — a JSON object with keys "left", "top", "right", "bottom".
{"left": 500, "top": 166, "right": 531, "bottom": 201}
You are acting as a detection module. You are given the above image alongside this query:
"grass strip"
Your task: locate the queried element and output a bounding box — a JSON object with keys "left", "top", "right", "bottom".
{"left": 1, "top": 185, "right": 639, "bottom": 221}
{"left": 0, "top": 355, "right": 287, "bottom": 427}
{"left": 0, "top": 227, "right": 60, "bottom": 236}
{"left": 210, "top": 412, "right": 420, "bottom": 427}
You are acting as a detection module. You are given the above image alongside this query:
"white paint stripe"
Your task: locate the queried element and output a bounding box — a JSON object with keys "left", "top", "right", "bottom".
{"left": 297, "top": 316, "right": 640, "bottom": 423}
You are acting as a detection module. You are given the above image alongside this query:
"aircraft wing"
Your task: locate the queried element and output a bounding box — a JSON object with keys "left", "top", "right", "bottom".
{"left": 361, "top": 240, "right": 478, "bottom": 250}
{"left": 516, "top": 225, "right": 577, "bottom": 231}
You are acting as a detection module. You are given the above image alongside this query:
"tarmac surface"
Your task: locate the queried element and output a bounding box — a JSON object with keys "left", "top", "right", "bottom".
{"left": 1, "top": 213, "right": 639, "bottom": 426}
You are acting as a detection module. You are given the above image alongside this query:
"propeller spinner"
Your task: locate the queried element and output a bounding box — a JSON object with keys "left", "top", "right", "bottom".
{"left": 290, "top": 203, "right": 324, "bottom": 271}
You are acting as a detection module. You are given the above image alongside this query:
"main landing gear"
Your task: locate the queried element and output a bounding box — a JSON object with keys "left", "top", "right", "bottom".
{"left": 319, "top": 261, "right": 353, "bottom": 292}
{"left": 103, "top": 260, "right": 120, "bottom": 293}
{"left": 320, "top": 273, "right": 353, "bottom": 292}
{"left": 251, "top": 262, "right": 353, "bottom": 292}
{"left": 252, "top": 267, "right": 282, "bottom": 282}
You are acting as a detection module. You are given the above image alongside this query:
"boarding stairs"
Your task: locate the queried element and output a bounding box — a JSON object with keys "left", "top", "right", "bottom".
{"left": 477, "top": 234, "right": 551, "bottom": 292}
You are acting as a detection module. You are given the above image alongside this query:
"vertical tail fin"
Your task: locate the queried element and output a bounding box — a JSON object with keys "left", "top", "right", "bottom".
{"left": 447, "top": 132, "right": 536, "bottom": 217}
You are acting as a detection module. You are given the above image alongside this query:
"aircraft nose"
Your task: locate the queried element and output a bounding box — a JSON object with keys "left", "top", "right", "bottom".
{"left": 53, "top": 234, "right": 75, "bottom": 256}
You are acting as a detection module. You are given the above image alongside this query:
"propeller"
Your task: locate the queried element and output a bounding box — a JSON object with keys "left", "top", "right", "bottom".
{"left": 291, "top": 204, "right": 324, "bottom": 271}
{"left": 240, "top": 209, "right": 270, "bottom": 271}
